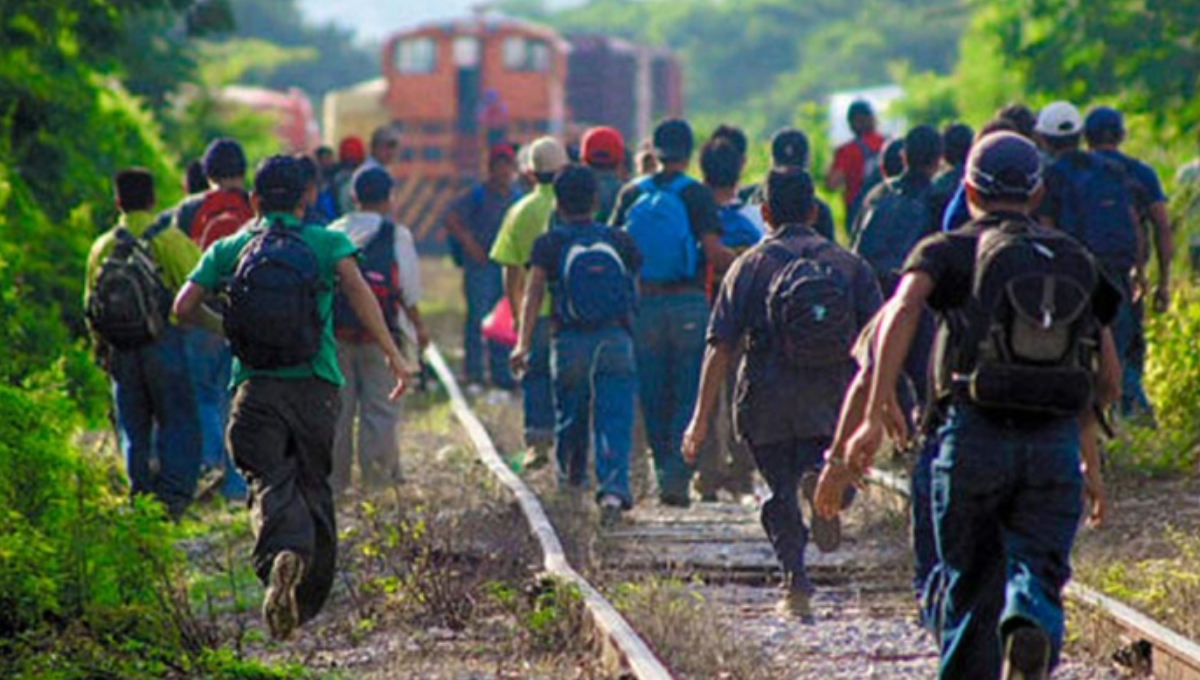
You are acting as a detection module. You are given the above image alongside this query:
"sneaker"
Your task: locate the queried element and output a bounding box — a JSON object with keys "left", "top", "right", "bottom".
{"left": 1002, "top": 624, "right": 1051, "bottom": 680}
{"left": 659, "top": 492, "right": 691, "bottom": 509}
{"left": 775, "top": 587, "right": 814, "bottom": 622}
{"left": 801, "top": 471, "right": 841, "bottom": 553}
{"left": 263, "top": 551, "right": 304, "bottom": 641}
{"left": 599, "top": 494, "right": 624, "bottom": 527}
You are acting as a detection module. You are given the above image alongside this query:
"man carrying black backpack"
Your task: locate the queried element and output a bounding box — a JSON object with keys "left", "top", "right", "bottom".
{"left": 174, "top": 156, "right": 411, "bottom": 641}
{"left": 842, "top": 132, "right": 1121, "bottom": 680}
{"left": 682, "top": 168, "right": 881, "bottom": 618}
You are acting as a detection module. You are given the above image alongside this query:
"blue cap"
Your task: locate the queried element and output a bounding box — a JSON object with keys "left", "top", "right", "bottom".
{"left": 1085, "top": 106, "right": 1125, "bottom": 136}
{"left": 352, "top": 167, "right": 394, "bottom": 204}
{"left": 966, "top": 132, "right": 1043, "bottom": 199}
{"left": 203, "top": 138, "right": 247, "bottom": 180}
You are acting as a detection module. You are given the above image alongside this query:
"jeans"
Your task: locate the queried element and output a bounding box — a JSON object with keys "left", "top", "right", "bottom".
{"left": 185, "top": 328, "right": 246, "bottom": 499}
{"left": 751, "top": 437, "right": 829, "bottom": 590}
{"left": 463, "top": 262, "right": 515, "bottom": 388}
{"left": 551, "top": 326, "right": 636, "bottom": 506}
{"left": 228, "top": 378, "right": 340, "bottom": 625}
{"left": 333, "top": 341, "right": 403, "bottom": 494}
{"left": 633, "top": 291, "right": 708, "bottom": 500}
{"left": 523, "top": 318, "right": 555, "bottom": 447}
{"left": 111, "top": 325, "right": 202, "bottom": 519}
{"left": 932, "top": 407, "right": 1083, "bottom": 680}
{"left": 1113, "top": 295, "right": 1154, "bottom": 419}
{"left": 911, "top": 434, "right": 941, "bottom": 627}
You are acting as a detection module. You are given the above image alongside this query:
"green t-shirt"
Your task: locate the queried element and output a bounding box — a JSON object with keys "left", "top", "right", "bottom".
{"left": 489, "top": 183, "right": 555, "bottom": 317}
{"left": 188, "top": 213, "right": 358, "bottom": 388}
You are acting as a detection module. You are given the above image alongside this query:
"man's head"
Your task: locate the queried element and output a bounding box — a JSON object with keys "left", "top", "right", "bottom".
{"left": 882, "top": 139, "right": 906, "bottom": 179}
{"left": 203, "top": 137, "right": 247, "bottom": 185}
{"left": 339, "top": 136, "right": 366, "bottom": 167}
{"left": 114, "top": 168, "right": 155, "bottom": 213}
{"left": 370, "top": 126, "right": 401, "bottom": 165}
{"left": 942, "top": 123, "right": 974, "bottom": 169}
{"left": 995, "top": 103, "right": 1038, "bottom": 140}
{"left": 763, "top": 168, "right": 816, "bottom": 230}
{"left": 903, "top": 125, "right": 943, "bottom": 175}
{"left": 710, "top": 124, "right": 748, "bottom": 162}
{"left": 964, "top": 131, "right": 1044, "bottom": 214}
{"left": 1035, "top": 101, "right": 1084, "bottom": 154}
{"left": 700, "top": 139, "right": 741, "bottom": 191}
{"left": 1084, "top": 106, "right": 1125, "bottom": 148}
{"left": 294, "top": 154, "right": 320, "bottom": 208}
{"left": 553, "top": 164, "right": 598, "bottom": 220}
{"left": 487, "top": 144, "right": 518, "bottom": 186}
{"left": 353, "top": 166, "right": 394, "bottom": 213}
{"left": 315, "top": 145, "right": 336, "bottom": 173}
{"left": 581, "top": 126, "right": 626, "bottom": 170}
{"left": 653, "top": 118, "right": 694, "bottom": 166}
{"left": 770, "top": 127, "right": 810, "bottom": 170}
{"left": 847, "top": 100, "right": 877, "bottom": 137}
{"left": 528, "top": 136, "right": 569, "bottom": 184}
{"left": 185, "top": 159, "right": 208, "bottom": 195}
{"left": 253, "top": 155, "right": 306, "bottom": 216}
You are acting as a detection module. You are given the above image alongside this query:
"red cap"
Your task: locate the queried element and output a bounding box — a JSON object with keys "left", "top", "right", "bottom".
{"left": 581, "top": 126, "right": 626, "bottom": 168}
{"left": 488, "top": 143, "right": 517, "bottom": 164}
{"left": 339, "top": 136, "right": 366, "bottom": 165}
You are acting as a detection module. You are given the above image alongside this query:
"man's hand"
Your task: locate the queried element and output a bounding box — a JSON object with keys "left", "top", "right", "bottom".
{"left": 681, "top": 417, "right": 708, "bottom": 466}
{"left": 510, "top": 343, "right": 530, "bottom": 378}
{"left": 1154, "top": 282, "right": 1171, "bottom": 314}
{"left": 1083, "top": 465, "right": 1107, "bottom": 528}
{"left": 385, "top": 350, "right": 410, "bottom": 401}
{"left": 845, "top": 419, "right": 885, "bottom": 475}
{"left": 814, "top": 456, "right": 860, "bottom": 519}
{"left": 881, "top": 389, "right": 910, "bottom": 452}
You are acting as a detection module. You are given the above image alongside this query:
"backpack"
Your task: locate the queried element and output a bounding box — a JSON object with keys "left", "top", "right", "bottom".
{"left": 852, "top": 179, "right": 935, "bottom": 294}
{"left": 718, "top": 203, "right": 764, "bottom": 250}
{"left": 954, "top": 219, "right": 1100, "bottom": 416}
{"left": 556, "top": 225, "right": 637, "bottom": 328}
{"left": 86, "top": 223, "right": 173, "bottom": 351}
{"left": 625, "top": 176, "right": 699, "bottom": 283}
{"left": 224, "top": 220, "right": 326, "bottom": 369}
{"left": 190, "top": 189, "right": 254, "bottom": 251}
{"left": 334, "top": 220, "right": 401, "bottom": 337}
{"left": 764, "top": 239, "right": 856, "bottom": 368}
{"left": 1053, "top": 153, "right": 1139, "bottom": 274}
{"left": 856, "top": 138, "right": 882, "bottom": 190}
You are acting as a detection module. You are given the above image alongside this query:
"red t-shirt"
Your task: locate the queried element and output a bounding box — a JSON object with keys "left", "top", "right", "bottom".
{"left": 831, "top": 131, "right": 886, "bottom": 210}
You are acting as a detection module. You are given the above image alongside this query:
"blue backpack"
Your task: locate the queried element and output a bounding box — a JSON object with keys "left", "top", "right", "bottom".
{"left": 556, "top": 224, "right": 637, "bottom": 328}
{"left": 1053, "top": 153, "right": 1138, "bottom": 273}
{"left": 719, "top": 203, "right": 764, "bottom": 250}
{"left": 625, "top": 176, "right": 699, "bottom": 283}
{"left": 225, "top": 220, "right": 326, "bottom": 369}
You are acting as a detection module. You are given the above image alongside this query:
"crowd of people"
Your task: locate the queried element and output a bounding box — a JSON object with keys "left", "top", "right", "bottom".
{"left": 83, "top": 94, "right": 1181, "bottom": 679}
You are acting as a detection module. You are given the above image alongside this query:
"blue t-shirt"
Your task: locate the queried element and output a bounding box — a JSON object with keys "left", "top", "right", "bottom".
{"left": 942, "top": 182, "right": 972, "bottom": 232}
{"left": 1094, "top": 149, "right": 1168, "bottom": 210}
{"left": 450, "top": 182, "right": 524, "bottom": 257}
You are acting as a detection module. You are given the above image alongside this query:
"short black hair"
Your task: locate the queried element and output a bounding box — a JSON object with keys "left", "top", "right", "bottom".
{"left": 882, "top": 139, "right": 906, "bottom": 178}
{"left": 942, "top": 123, "right": 974, "bottom": 168}
{"left": 114, "top": 168, "right": 155, "bottom": 212}
{"left": 904, "top": 125, "right": 943, "bottom": 171}
{"left": 185, "top": 159, "right": 209, "bottom": 194}
{"left": 315, "top": 146, "right": 334, "bottom": 160}
{"left": 1085, "top": 126, "right": 1123, "bottom": 147}
{"left": 553, "top": 164, "right": 598, "bottom": 217}
{"left": 996, "top": 103, "right": 1037, "bottom": 140}
{"left": 765, "top": 169, "right": 814, "bottom": 227}
{"left": 203, "top": 138, "right": 247, "bottom": 181}
{"left": 977, "top": 119, "right": 1017, "bottom": 140}
{"left": 770, "top": 128, "right": 809, "bottom": 169}
{"left": 847, "top": 100, "right": 875, "bottom": 124}
{"left": 710, "top": 124, "right": 748, "bottom": 159}
{"left": 294, "top": 154, "right": 319, "bottom": 186}
{"left": 1043, "top": 133, "right": 1082, "bottom": 152}
{"left": 254, "top": 155, "right": 306, "bottom": 214}
{"left": 700, "top": 139, "right": 741, "bottom": 190}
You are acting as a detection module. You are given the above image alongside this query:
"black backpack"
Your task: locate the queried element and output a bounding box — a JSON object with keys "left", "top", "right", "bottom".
{"left": 764, "top": 238, "right": 856, "bottom": 368}
{"left": 86, "top": 224, "right": 173, "bottom": 351}
{"left": 953, "top": 219, "right": 1101, "bottom": 416}
{"left": 224, "top": 220, "right": 326, "bottom": 369}
{"left": 852, "top": 179, "right": 936, "bottom": 295}
{"left": 334, "top": 220, "right": 401, "bottom": 335}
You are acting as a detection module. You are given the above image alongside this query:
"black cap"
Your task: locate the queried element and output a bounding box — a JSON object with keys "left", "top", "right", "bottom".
{"left": 965, "top": 132, "right": 1043, "bottom": 199}
{"left": 771, "top": 128, "right": 810, "bottom": 169}
{"left": 353, "top": 167, "right": 394, "bottom": 205}
{"left": 553, "top": 163, "right": 598, "bottom": 216}
{"left": 1085, "top": 106, "right": 1125, "bottom": 136}
{"left": 253, "top": 155, "right": 305, "bottom": 213}
{"left": 847, "top": 100, "right": 874, "bottom": 122}
{"left": 203, "top": 138, "right": 247, "bottom": 180}
{"left": 653, "top": 118, "right": 694, "bottom": 162}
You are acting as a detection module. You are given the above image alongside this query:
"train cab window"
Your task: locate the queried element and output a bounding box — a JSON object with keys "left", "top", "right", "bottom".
{"left": 396, "top": 37, "right": 437, "bottom": 74}
{"left": 503, "top": 37, "right": 550, "bottom": 72}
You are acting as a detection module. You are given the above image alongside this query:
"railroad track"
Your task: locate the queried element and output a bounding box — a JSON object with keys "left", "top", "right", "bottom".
{"left": 424, "top": 343, "right": 1200, "bottom": 679}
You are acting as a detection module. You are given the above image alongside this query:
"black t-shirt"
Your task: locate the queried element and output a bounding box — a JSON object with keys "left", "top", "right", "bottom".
{"left": 529, "top": 221, "right": 643, "bottom": 326}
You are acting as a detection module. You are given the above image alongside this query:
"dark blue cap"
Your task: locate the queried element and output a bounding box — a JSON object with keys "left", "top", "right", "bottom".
{"left": 966, "top": 132, "right": 1043, "bottom": 199}
{"left": 352, "top": 167, "right": 394, "bottom": 204}
{"left": 203, "top": 138, "right": 247, "bottom": 180}
{"left": 653, "top": 118, "right": 694, "bottom": 162}
{"left": 1085, "top": 106, "right": 1125, "bottom": 136}
{"left": 771, "top": 128, "right": 809, "bottom": 169}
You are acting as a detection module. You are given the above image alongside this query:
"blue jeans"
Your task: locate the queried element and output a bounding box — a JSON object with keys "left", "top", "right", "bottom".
{"left": 111, "top": 325, "right": 202, "bottom": 518}
{"left": 1113, "top": 295, "right": 1153, "bottom": 419}
{"left": 751, "top": 437, "right": 829, "bottom": 590}
{"left": 185, "top": 328, "right": 247, "bottom": 499}
{"left": 912, "top": 434, "right": 941, "bottom": 626}
{"left": 524, "top": 318, "right": 555, "bottom": 447}
{"left": 932, "top": 407, "right": 1083, "bottom": 680}
{"left": 463, "top": 262, "right": 515, "bottom": 388}
{"left": 551, "top": 326, "right": 636, "bottom": 506}
{"left": 633, "top": 291, "right": 708, "bottom": 500}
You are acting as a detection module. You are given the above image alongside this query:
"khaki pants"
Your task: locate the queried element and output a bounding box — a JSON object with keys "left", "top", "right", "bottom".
{"left": 332, "top": 341, "right": 402, "bottom": 494}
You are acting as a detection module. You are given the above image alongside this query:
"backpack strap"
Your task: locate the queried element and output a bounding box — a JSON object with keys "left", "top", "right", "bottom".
{"left": 855, "top": 137, "right": 879, "bottom": 160}
{"left": 143, "top": 215, "right": 174, "bottom": 243}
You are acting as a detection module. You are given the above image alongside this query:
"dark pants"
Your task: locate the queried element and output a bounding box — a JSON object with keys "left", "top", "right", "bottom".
{"left": 228, "top": 378, "right": 340, "bottom": 625}
{"left": 111, "top": 325, "right": 202, "bottom": 518}
{"left": 463, "top": 262, "right": 515, "bottom": 388}
{"left": 751, "top": 436, "right": 830, "bottom": 590}
{"left": 912, "top": 434, "right": 941, "bottom": 626}
{"left": 523, "top": 318, "right": 555, "bottom": 447}
{"left": 933, "top": 407, "right": 1082, "bottom": 680}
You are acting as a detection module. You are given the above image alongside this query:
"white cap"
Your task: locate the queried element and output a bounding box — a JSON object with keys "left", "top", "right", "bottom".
{"left": 1035, "top": 101, "right": 1083, "bottom": 138}
{"left": 529, "top": 136, "right": 568, "bottom": 175}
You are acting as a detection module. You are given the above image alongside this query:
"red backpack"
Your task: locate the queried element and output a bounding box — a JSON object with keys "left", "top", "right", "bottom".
{"left": 191, "top": 189, "right": 254, "bottom": 250}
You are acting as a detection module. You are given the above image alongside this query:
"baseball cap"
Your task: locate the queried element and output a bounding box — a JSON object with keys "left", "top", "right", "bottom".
{"left": 771, "top": 128, "right": 810, "bottom": 169}
{"left": 847, "top": 100, "right": 875, "bottom": 122}
{"left": 965, "top": 131, "right": 1043, "bottom": 199}
{"left": 581, "top": 127, "right": 626, "bottom": 168}
{"left": 528, "top": 137, "right": 568, "bottom": 174}
{"left": 1085, "top": 106, "right": 1125, "bottom": 136}
{"left": 653, "top": 119, "right": 694, "bottom": 162}
{"left": 203, "top": 138, "right": 247, "bottom": 180}
{"left": 488, "top": 143, "right": 517, "bottom": 166}
{"left": 352, "top": 166, "right": 394, "bottom": 205}
{"left": 1035, "top": 101, "right": 1083, "bottom": 138}
{"left": 253, "top": 155, "right": 305, "bottom": 211}
{"left": 339, "top": 136, "right": 366, "bottom": 165}
{"left": 370, "top": 125, "right": 400, "bottom": 149}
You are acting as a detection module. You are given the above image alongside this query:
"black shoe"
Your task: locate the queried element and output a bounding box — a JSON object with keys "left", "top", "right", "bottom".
{"left": 1002, "top": 624, "right": 1050, "bottom": 680}
{"left": 659, "top": 493, "right": 691, "bottom": 509}
{"left": 801, "top": 471, "right": 841, "bottom": 552}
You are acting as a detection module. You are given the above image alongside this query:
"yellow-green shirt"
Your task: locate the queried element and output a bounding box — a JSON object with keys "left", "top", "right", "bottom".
{"left": 489, "top": 183, "right": 555, "bottom": 317}
{"left": 85, "top": 210, "right": 202, "bottom": 312}
{"left": 188, "top": 213, "right": 358, "bottom": 388}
